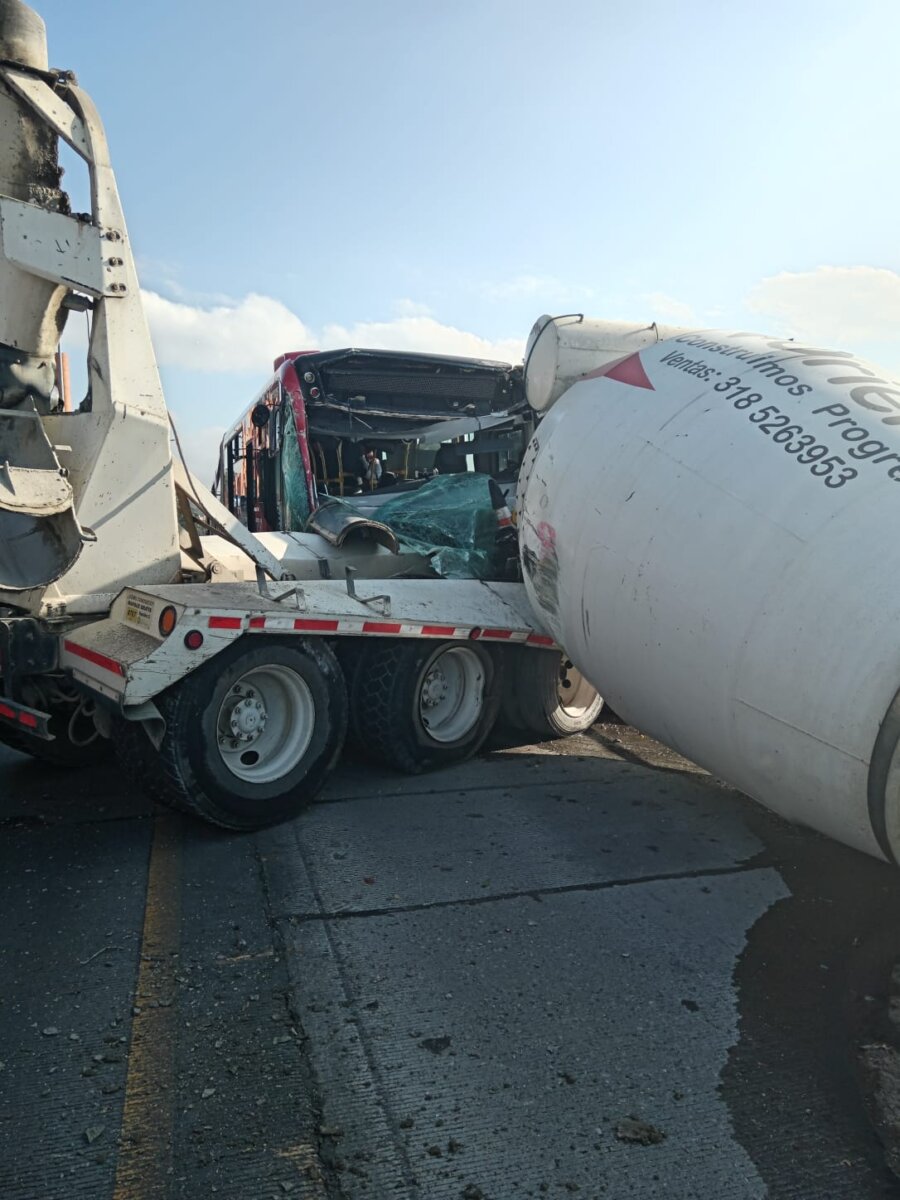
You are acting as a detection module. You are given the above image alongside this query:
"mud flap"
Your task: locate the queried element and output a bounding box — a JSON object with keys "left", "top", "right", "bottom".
{"left": 0, "top": 403, "right": 85, "bottom": 590}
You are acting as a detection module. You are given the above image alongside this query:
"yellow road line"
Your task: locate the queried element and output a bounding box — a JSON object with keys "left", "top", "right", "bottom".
{"left": 112, "top": 809, "right": 182, "bottom": 1200}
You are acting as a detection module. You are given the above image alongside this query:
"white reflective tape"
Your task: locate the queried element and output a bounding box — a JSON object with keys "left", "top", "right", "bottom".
{"left": 221, "top": 614, "right": 543, "bottom": 643}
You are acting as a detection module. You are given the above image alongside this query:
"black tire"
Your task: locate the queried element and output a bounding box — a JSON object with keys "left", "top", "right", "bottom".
{"left": 508, "top": 648, "right": 604, "bottom": 737}
{"left": 115, "top": 637, "right": 347, "bottom": 831}
{"left": 499, "top": 650, "right": 526, "bottom": 730}
{"left": 348, "top": 639, "right": 502, "bottom": 774}
{"left": 333, "top": 638, "right": 367, "bottom": 757}
{"left": 112, "top": 712, "right": 170, "bottom": 802}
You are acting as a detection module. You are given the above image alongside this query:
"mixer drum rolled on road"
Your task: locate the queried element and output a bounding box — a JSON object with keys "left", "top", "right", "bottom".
{"left": 519, "top": 316, "right": 900, "bottom": 862}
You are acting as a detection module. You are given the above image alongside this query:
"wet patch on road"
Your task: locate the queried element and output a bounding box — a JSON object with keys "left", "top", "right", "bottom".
{"left": 722, "top": 812, "right": 900, "bottom": 1197}
{"left": 265, "top": 755, "right": 793, "bottom": 1198}
{"left": 9, "top": 732, "right": 900, "bottom": 1198}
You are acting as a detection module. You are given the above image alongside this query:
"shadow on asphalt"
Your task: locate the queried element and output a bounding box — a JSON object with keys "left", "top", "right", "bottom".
{"left": 6, "top": 731, "right": 900, "bottom": 1195}
{"left": 0, "top": 743, "right": 152, "bottom": 826}
{"left": 719, "top": 802, "right": 900, "bottom": 1198}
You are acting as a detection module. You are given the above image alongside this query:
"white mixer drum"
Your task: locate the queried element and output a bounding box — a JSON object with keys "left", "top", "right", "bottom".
{"left": 520, "top": 323, "right": 900, "bottom": 861}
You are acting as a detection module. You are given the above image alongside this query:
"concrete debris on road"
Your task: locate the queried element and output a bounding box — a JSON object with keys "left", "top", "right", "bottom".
{"left": 614, "top": 1117, "right": 667, "bottom": 1146}
{"left": 5, "top": 728, "right": 900, "bottom": 1198}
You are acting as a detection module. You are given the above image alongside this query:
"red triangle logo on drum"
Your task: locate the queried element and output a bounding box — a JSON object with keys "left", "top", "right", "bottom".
{"left": 584, "top": 352, "right": 655, "bottom": 390}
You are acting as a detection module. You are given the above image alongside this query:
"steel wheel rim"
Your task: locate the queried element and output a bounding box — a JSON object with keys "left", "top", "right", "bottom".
{"left": 557, "top": 658, "right": 600, "bottom": 719}
{"left": 417, "top": 646, "right": 485, "bottom": 744}
{"left": 216, "top": 664, "right": 315, "bottom": 784}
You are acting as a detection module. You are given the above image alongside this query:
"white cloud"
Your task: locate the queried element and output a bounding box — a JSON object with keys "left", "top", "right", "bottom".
{"left": 133, "top": 293, "right": 524, "bottom": 478}
{"left": 747, "top": 266, "right": 900, "bottom": 345}
{"left": 320, "top": 315, "right": 523, "bottom": 364}
{"left": 142, "top": 290, "right": 315, "bottom": 373}
{"left": 138, "top": 291, "right": 523, "bottom": 374}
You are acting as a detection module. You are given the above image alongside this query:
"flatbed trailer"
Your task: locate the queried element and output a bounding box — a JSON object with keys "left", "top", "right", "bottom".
{"left": 2, "top": 544, "right": 603, "bottom": 829}
{"left": 0, "top": 2, "right": 604, "bottom": 828}
{"left": 19, "top": 577, "right": 574, "bottom": 829}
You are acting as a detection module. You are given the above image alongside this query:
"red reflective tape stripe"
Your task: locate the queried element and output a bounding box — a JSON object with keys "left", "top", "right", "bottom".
{"left": 294, "top": 618, "right": 339, "bottom": 632}
{"left": 64, "top": 640, "right": 126, "bottom": 677}
{"left": 0, "top": 702, "right": 36, "bottom": 728}
{"left": 208, "top": 616, "right": 242, "bottom": 630}
{"left": 362, "top": 621, "right": 403, "bottom": 635}
{"left": 480, "top": 629, "right": 514, "bottom": 640}
{"left": 421, "top": 625, "right": 456, "bottom": 637}
{"left": 248, "top": 617, "right": 266, "bottom": 629}
{"left": 527, "top": 634, "right": 555, "bottom": 647}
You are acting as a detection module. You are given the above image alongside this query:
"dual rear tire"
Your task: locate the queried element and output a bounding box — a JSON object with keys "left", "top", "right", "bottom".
{"left": 343, "top": 639, "right": 503, "bottom": 775}
{"left": 501, "top": 647, "right": 604, "bottom": 737}
{"left": 117, "top": 636, "right": 499, "bottom": 828}
{"left": 115, "top": 637, "right": 347, "bottom": 831}
{"left": 112, "top": 636, "right": 599, "bottom": 832}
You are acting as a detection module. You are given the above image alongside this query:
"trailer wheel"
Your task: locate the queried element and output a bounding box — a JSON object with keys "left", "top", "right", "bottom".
{"left": 349, "top": 639, "right": 502, "bottom": 774}
{"left": 124, "top": 638, "right": 347, "bottom": 830}
{"left": 334, "top": 639, "right": 366, "bottom": 755}
{"left": 499, "top": 670, "right": 526, "bottom": 730}
{"left": 510, "top": 648, "right": 604, "bottom": 737}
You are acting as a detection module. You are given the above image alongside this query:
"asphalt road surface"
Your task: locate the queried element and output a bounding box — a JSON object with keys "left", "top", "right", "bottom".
{"left": 3, "top": 721, "right": 900, "bottom": 1200}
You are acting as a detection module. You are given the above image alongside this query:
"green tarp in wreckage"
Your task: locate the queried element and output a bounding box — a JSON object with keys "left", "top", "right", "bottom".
{"left": 306, "top": 473, "right": 506, "bottom": 580}
{"left": 280, "top": 403, "right": 312, "bottom": 529}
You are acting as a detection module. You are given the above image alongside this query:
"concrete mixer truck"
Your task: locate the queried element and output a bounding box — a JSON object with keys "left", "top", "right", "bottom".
{"left": 0, "top": 0, "right": 603, "bottom": 830}
{"left": 1, "top": 0, "right": 899, "bottom": 865}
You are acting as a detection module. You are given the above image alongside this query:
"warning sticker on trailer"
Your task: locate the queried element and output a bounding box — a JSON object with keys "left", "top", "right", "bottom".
{"left": 124, "top": 592, "right": 154, "bottom": 631}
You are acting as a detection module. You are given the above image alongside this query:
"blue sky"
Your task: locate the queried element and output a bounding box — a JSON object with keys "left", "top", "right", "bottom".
{"left": 38, "top": 0, "right": 900, "bottom": 479}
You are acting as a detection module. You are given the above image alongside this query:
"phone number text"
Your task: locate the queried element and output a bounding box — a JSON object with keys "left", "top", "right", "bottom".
{"left": 714, "top": 377, "right": 857, "bottom": 489}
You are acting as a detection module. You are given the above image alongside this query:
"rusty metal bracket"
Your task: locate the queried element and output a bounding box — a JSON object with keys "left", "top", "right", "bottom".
{"left": 345, "top": 566, "right": 391, "bottom": 617}
{"left": 254, "top": 568, "right": 308, "bottom": 611}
